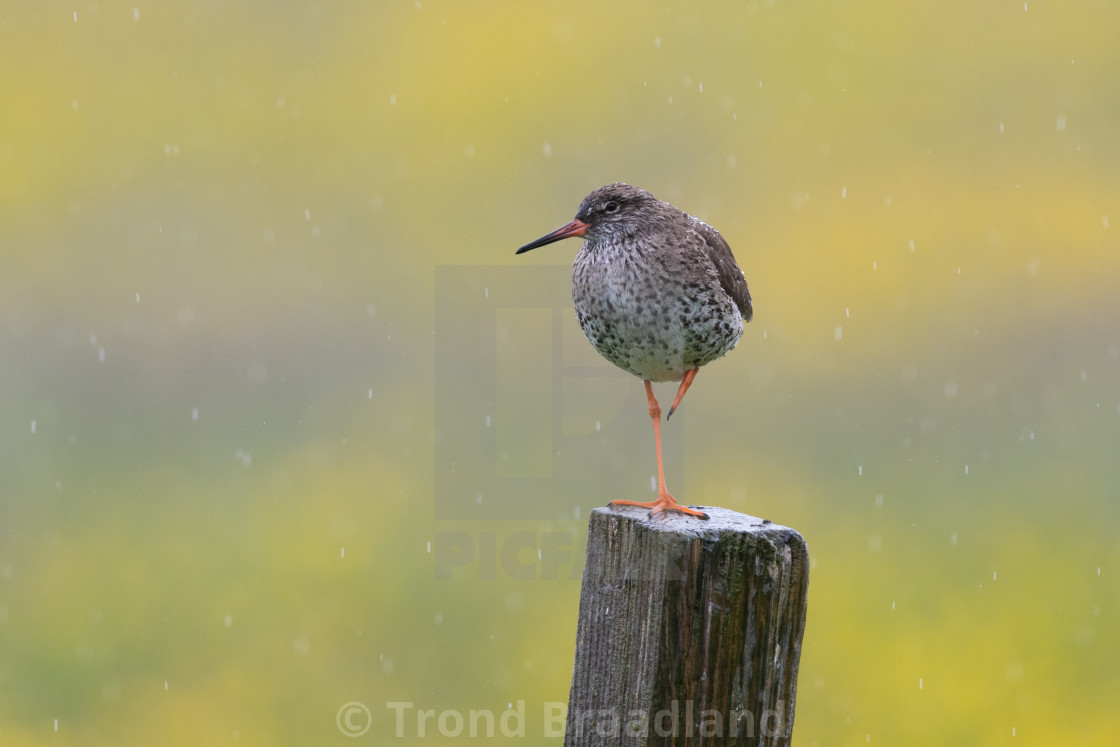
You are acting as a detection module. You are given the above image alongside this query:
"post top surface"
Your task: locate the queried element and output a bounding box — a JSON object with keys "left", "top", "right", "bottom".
{"left": 591, "top": 505, "right": 804, "bottom": 544}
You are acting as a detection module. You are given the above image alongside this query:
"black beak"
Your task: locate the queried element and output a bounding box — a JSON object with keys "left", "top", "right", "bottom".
{"left": 515, "top": 219, "right": 590, "bottom": 254}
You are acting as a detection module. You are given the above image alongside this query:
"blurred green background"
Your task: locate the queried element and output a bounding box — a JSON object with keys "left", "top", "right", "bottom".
{"left": 2, "top": 1, "right": 1119, "bottom": 744}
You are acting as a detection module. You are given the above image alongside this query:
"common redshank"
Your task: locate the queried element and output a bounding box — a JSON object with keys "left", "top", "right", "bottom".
{"left": 516, "top": 183, "right": 752, "bottom": 520}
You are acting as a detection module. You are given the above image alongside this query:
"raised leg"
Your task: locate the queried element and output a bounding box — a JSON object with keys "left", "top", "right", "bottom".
{"left": 608, "top": 380, "right": 709, "bottom": 520}
{"left": 666, "top": 367, "right": 699, "bottom": 420}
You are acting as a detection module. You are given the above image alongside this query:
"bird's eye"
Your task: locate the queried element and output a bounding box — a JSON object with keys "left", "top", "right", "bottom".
{"left": 604, "top": 201, "right": 620, "bottom": 213}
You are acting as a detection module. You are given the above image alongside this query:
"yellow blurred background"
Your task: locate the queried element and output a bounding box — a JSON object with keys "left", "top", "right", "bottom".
{"left": 2, "top": 1, "right": 1119, "bottom": 744}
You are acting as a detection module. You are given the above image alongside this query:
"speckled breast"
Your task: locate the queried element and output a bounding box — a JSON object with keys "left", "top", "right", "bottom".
{"left": 571, "top": 242, "right": 744, "bottom": 383}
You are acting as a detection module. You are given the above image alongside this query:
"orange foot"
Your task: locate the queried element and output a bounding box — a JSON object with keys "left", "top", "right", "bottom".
{"left": 609, "top": 494, "right": 710, "bottom": 521}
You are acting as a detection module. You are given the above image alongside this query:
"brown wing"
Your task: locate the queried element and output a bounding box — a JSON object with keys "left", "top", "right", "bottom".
{"left": 695, "top": 219, "right": 753, "bottom": 322}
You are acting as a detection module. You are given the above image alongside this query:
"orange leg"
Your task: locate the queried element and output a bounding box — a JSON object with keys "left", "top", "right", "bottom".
{"left": 666, "top": 367, "right": 698, "bottom": 420}
{"left": 608, "top": 380, "right": 709, "bottom": 520}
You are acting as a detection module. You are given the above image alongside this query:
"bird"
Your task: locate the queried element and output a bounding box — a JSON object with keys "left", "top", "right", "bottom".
{"left": 516, "top": 183, "right": 752, "bottom": 520}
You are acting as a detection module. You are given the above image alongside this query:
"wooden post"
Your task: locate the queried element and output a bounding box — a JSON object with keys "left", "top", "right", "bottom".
{"left": 565, "top": 507, "right": 809, "bottom": 746}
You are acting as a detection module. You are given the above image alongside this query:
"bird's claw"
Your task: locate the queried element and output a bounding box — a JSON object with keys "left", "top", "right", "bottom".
{"left": 608, "top": 497, "right": 708, "bottom": 521}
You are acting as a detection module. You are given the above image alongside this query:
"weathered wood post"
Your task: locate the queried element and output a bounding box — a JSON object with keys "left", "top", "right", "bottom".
{"left": 565, "top": 507, "right": 809, "bottom": 746}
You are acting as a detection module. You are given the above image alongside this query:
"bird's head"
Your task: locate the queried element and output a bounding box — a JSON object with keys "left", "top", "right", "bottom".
{"left": 516, "top": 183, "right": 661, "bottom": 254}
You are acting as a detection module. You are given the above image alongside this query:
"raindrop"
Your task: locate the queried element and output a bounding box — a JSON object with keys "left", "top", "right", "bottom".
{"left": 426, "top": 541, "right": 431, "bottom": 553}
{"left": 30, "top": 420, "right": 36, "bottom": 434}
{"left": 434, "top": 612, "right": 444, "bottom": 625}
{"left": 1056, "top": 115, "right": 1067, "bottom": 132}
{"left": 919, "top": 678, "right": 923, "bottom": 690}
{"left": 340, "top": 547, "right": 345, "bottom": 558}
{"left": 909, "top": 239, "right": 915, "bottom": 252}
{"left": 595, "top": 420, "right": 601, "bottom": 432}
{"left": 834, "top": 326, "right": 843, "bottom": 341}
{"left": 136, "top": 292, "right": 141, "bottom": 303}
{"left": 841, "top": 187, "right": 847, "bottom": 198}
{"left": 368, "top": 389, "right": 373, "bottom": 399}
{"left": 485, "top": 414, "right": 491, "bottom": 427}
{"left": 542, "top": 142, "right": 552, "bottom": 158}
{"left": 653, "top": 36, "right": 661, "bottom": 48}
{"left": 191, "top": 407, "right": 199, "bottom": 422}
{"left": 224, "top": 614, "right": 233, "bottom": 628}
{"left": 134, "top": 8, "right": 140, "bottom": 21}
{"left": 98, "top": 347, "right": 106, "bottom": 363}
{"left": 858, "top": 465, "right": 863, "bottom": 476}
{"left": 389, "top": 94, "right": 397, "bottom": 105}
